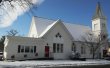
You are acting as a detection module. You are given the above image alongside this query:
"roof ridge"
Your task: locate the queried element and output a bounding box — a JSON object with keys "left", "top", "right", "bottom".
{"left": 64, "top": 22, "right": 90, "bottom": 28}
{"left": 33, "top": 16, "right": 90, "bottom": 28}
{"left": 33, "top": 16, "right": 56, "bottom": 21}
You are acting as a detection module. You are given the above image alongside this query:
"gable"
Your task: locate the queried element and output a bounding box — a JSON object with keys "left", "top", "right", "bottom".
{"left": 34, "top": 16, "right": 55, "bottom": 37}
{"left": 28, "top": 17, "right": 38, "bottom": 37}
{"left": 39, "top": 20, "right": 58, "bottom": 37}
{"left": 40, "top": 19, "right": 74, "bottom": 40}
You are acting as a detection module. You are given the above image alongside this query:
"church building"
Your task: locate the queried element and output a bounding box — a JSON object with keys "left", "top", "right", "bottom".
{"left": 3, "top": 3, "right": 109, "bottom": 60}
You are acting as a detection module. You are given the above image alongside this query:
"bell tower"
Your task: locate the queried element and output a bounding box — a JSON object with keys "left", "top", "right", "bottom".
{"left": 92, "top": 2, "right": 107, "bottom": 39}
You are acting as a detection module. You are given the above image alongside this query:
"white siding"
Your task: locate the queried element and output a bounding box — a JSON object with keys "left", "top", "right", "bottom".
{"left": 42, "top": 22, "right": 73, "bottom": 59}
{"left": 3, "top": 36, "right": 45, "bottom": 60}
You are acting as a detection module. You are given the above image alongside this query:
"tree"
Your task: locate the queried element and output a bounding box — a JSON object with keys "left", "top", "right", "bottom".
{"left": 0, "top": 36, "right": 5, "bottom": 51}
{"left": 7, "top": 29, "right": 18, "bottom": 36}
{"left": 0, "top": 0, "right": 36, "bottom": 9}
{"left": 81, "top": 33, "right": 97, "bottom": 59}
{"left": 0, "top": 0, "right": 38, "bottom": 15}
{"left": 0, "top": 29, "right": 18, "bottom": 51}
{"left": 81, "top": 32, "right": 109, "bottom": 59}
{"left": 0, "top": 0, "right": 42, "bottom": 27}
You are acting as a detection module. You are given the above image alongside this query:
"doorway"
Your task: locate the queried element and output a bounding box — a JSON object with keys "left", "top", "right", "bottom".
{"left": 45, "top": 46, "right": 49, "bottom": 58}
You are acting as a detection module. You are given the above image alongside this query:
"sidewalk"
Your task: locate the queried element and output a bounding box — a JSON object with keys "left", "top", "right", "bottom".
{"left": 0, "top": 59, "right": 110, "bottom": 68}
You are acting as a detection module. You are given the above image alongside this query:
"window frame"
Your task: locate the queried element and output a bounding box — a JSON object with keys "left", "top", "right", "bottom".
{"left": 25, "top": 46, "right": 30, "bottom": 53}
{"left": 21, "top": 46, "right": 24, "bottom": 53}
{"left": 53, "top": 43, "right": 63, "bottom": 53}
{"left": 30, "top": 46, "right": 34, "bottom": 53}
{"left": 18, "top": 45, "right": 21, "bottom": 53}
{"left": 72, "top": 43, "right": 76, "bottom": 52}
{"left": 34, "top": 46, "right": 36, "bottom": 53}
{"left": 53, "top": 43, "right": 56, "bottom": 53}
{"left": 81, "top": 45, "right": 86, "bottom": 54}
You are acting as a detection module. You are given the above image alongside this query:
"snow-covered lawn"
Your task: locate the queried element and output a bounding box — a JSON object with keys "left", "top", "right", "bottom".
{"left": 0, "top": 59, "right": 110, "bottom": 68}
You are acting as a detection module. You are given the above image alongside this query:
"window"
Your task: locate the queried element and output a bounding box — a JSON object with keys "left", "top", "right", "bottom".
{"left": 57, "top": 44, "right": 60, "bottom": 52}
{"left": 18, "top": 45, "right": 21, "bottom": 53}
{"left": 59, "top": 35, "right": 62, "bottom": 38}
{"left": 53, "top": 43, "right": 63, "bottom": 53}
{"left": 34, "top": 46, "right": 36, "bottom": 53}
{"left": 81, "top": 46, "right": 86, "bottom": 54}
{"left": 102, "top": 23, "right": 106, "bottom": 31}
{"left": 61, "top": 44, "right": 63, "bottom": 53}
{"left": 53, "top": 43, "right": 56, "bottom": 53}
{"left": 55, "top": 33, "right": 62, "bottom": 38}
{"left": 30, "top": 46, "right": 34, "bottom": 53}
{"left": 18, "top": 45, "right": 36, "bottom": 53}
{"left": 25, "top": 46, "right": 30, "bottom": 53}
{"left": 94, "top": 24, "right": 98, "bottom": 30}
{"left": 72, "top": 43, "right": 76, "bottom": 52}
{"left": 21, "top": 46, "right": 24, "bottom": 52}
{"left": 56, "top": 35, "right": 58, "bottom": 37}
{"left": 102, "top": 23, "right": 106, "bottom": 28}
{"left": 81, "top": 46, "right": 83, "bottom": 54}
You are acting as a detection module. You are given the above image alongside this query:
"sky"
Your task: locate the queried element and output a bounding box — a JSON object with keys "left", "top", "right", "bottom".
{"left": 0, "top": 0, "right": 110, "bottom": 37}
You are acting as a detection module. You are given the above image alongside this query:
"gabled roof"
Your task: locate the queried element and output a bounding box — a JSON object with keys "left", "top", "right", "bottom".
{"left": 31, "top": 16, "right": 91, "bottom": 41}
{"left": 39, "top": 19, "right": 60, "bottom": 37}
{"left": 33, "top": 16, "right": 54, "bottom": 36}
{"left": 39, "top": 19, "right": 74, "bottom": 40}
{"left": 63, "top": 22, "right": 91, "bottom": 41}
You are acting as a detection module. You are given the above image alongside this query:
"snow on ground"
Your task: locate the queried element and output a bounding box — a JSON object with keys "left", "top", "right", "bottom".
{"left": 0, "top": 59, "right": 110, "bottom": 68}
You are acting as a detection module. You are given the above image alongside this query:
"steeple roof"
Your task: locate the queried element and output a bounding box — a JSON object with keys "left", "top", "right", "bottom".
{"left": 92, "top": 2, "right": 106, "bottom": 20}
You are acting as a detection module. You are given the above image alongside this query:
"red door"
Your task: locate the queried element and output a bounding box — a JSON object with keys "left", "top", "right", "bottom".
{"left": 45, "top": 46, "right": 49, "bottom": 58}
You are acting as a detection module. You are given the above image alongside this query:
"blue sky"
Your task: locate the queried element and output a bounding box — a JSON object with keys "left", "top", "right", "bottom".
{"left": 0, "top": 0, "right": 110, "bottom": 37}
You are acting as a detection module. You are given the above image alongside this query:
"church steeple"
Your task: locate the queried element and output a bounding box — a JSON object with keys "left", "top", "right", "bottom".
{"left": 92, "top": 2, "right": 107, "bottom": 37}
{"left": 92, "top": 2, "right": 106, "bottom": 20}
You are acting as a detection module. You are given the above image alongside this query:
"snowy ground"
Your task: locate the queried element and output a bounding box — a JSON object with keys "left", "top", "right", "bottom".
{"left": 0, "top": 59, "right": 110, "bottom": 68}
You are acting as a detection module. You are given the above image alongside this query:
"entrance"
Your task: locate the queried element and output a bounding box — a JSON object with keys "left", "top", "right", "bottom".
{"left": 103, "top": 50, "right": 107, "bottom": 57}
{"left": 45, "top": 46, "right": 49, "bottom": 58}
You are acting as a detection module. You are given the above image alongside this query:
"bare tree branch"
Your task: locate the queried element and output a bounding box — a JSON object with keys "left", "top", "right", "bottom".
{"left": 0, "top": 0, "right": 40, "bottom": 27}
{"left": 0, "top": 29, "right": 19, "bottom": 51}
{"left": 7, "top": 29, "right": 18, "bottom": 36}
{"left": 80, "top": 32, "right": 109, "bottom": 59}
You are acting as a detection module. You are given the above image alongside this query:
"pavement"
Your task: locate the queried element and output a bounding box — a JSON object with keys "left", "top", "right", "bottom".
{"left": 0, "top": 59, "right": 110, "bottom": 68}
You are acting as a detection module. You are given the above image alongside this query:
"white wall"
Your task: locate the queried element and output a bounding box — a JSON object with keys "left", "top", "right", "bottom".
{"left": 3, "top": 36, "right": 45, "bottom": 60}
{"left": 92, "top": 18, "right": 107, "bottom": 37}
{"left": 74, "top": 42, "right": 93, "bottom": 58}
{"left": 42, "top": 22, "right": 73, "bottom": 59}
{"left": 92, "top": 19, "right": 101, "bottom": 36}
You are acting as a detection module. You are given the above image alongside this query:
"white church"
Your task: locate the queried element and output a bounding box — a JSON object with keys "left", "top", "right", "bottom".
{"left": 3, "top": 3, "right": 109, "bottom": 60}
